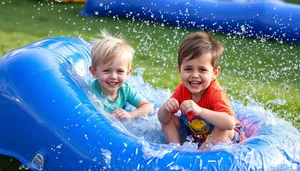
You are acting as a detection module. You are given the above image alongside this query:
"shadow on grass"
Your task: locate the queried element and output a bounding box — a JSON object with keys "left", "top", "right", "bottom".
{"left": 0, "top": 154, "right": 27, "bottom": 171}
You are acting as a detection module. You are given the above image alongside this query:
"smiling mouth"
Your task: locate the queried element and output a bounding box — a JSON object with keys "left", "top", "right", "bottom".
{"left": 189, "top": 81, "right": 202, "bottom": 87}
{"left": 107, "top": 82, "right": 118, "bottom": 86}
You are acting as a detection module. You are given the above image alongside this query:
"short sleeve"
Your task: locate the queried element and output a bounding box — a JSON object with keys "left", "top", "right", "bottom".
{"left": 125, "top": 82, "right": 143, "bottom": 107}
{"left": 210, "top": 89, "right": 235, "bottom": 115}
{"left": 171, "top": 85, "right": 181, "bottom": 101}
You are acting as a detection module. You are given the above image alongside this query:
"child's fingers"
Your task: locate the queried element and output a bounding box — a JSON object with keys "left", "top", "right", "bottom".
{"left": 111, "top": 109, "right": 126, "bottom": 119}
{"left": 180, "top": 106, "right": 186, "bottom": 114}
{"left": 114, "top": 112, "right": 121, "bottom": 117}
{"left": 183, "top": 106, "right": 192, "bottom": 114}
{"left": 116, "top": 113, "right": 124, "bottom": 119}
{"left": 180, "top": 102, "right": 191, "bottom": 114}
{"left": 180, "top": 101, "right": 202, "bottom": 115}
{"left": 115, "top": 112, "right": 127, "bottom": 119}
{"left": 165, "top": 102, "right": 177, "bottom": 113}
{"left": 179, "top": 102, "right": 185, "bottom": 114}
{"left": 110, "top": 110, "right": 119, "bottom": 116}
{"left": 164, "top": 98, "right": 179, "bottom": 112}
{"left": 170, "top": 98, "right": 179, "bottom": 108}
{"left": 115, "top": 110, "right": 131, "bottom": 119}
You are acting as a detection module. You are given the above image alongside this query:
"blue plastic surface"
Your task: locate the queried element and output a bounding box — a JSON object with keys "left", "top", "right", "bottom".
{"left": 80, "top": 0, "right": 300, "bottom": 44}
{"left": 0, "top": 37, "right": 299, "bottom": 170}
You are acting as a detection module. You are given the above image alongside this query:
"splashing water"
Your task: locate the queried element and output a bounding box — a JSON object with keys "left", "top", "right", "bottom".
{"left": 78, "top": 63, "right": 300, "bottom": 170}
{"left": 84, "top": 67, "right": 300, "bottom": 154}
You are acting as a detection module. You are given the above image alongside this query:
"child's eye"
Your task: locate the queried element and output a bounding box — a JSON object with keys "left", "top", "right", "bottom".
{"left": 184, "top": 68, "right": 192, "bottom": 71}
{"left": 117, "top": 70, "right": 125, "bottom": 73}
{"left": 103, "top": 70, "right": 110, "bottom": 73}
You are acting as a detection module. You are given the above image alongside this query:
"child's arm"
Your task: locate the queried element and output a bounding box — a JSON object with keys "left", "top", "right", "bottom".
{"left": 158, "top": 98, "right": 181, "bottom": 144}
{"left": 198, "top": 108, "right": 236, "bottom": 130}
{"left": 158, "top": 98, "right": 179, "bottom": 124}
{"left": 111, "top": 99, "right": 153, "bottom": 119}
{"left": 129, "top": 98, "right": 153, "bottom": 118}
{"left": 180, "top": 100, "right": 235, "bottom": 130}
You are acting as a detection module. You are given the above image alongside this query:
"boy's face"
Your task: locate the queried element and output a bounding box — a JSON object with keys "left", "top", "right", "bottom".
{"left": 89, "top": 56, "right": 132, "bottom": 96}
{"left": 177, "top": 53, "right": 220, "bottom": 97}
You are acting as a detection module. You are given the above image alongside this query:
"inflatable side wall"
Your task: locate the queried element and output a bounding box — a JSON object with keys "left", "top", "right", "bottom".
{"left": 0, "top": 37, "right": 300, "bottom": 170}
{"left": 80, "top": 0, "right": 300, "bottom": 44}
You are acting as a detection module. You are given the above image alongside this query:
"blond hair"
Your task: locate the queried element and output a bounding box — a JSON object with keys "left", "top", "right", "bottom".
{"left": 178, "top": 31, "right": 224, "bottom": 70}
{"left": 91, "top": 31, "right": 134, "bottom": 69}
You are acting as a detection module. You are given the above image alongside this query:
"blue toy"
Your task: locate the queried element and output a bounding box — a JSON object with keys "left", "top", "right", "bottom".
{"left": 80, "top": 0, "right": 300, "bottom": 44}
{"left": 0, "top": 37, "right": 299, "bottom": 170}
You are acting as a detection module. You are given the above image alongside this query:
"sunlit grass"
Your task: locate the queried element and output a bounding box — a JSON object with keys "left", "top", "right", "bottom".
{"left": 0, "top": 0, "right": 299, "bottom": 170}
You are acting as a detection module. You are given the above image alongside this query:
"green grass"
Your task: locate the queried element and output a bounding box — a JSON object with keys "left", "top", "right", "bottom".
{"left": 0, "top": 155, "right": 24, "bottom": 171}
{"left": 0, "top": 0, "right": 299, "bottom": 170}
{"left": 286, "top": 0, "right": 300, "bottom": 4}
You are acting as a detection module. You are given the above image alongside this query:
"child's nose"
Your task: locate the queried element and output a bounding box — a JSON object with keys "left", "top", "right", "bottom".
{"left": 110, "top": 72, "right": 117, "bottom": 79}
{"left": 191, "top": 70, "right": 199, "bottom": 77}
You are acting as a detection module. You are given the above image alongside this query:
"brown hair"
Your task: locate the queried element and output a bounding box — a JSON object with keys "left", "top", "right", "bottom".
{"left": 178, "top": 31, "right": 224, "bottom": 69}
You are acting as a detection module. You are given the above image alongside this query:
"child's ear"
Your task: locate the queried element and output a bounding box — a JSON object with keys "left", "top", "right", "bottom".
{"left": 213, "top": 66, "right": 221, "bottom": 79}
{"left": 89, "top": 66, "right": 97, "bottom": 78}
{"left": 177, "top": 65, "right": 181, "bottom": 73}
{"left": 127, "top": 68, "right": 132, "bottom": 76}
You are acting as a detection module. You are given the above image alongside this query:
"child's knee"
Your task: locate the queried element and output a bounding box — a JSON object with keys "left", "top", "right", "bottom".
{"left": 161, "top": 115, "right": 179, "bottom": 126}
{"left": 209, "top": 127, "right": 235, "bottom": 142}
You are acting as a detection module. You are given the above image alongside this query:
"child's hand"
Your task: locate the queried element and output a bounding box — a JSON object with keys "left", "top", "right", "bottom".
{"left": 180, "top": 100, "right": 202, "bottom": 116}
{"left": 111, "top": 109, "right": 131, "bottom": 119}
{"left": 162, "top": 98, "right": 179, "bottom": 113}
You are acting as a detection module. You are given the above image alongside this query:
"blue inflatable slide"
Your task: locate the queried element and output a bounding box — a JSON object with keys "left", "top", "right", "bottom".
{"left": 0, "top": 37, "right": 299, "bottom": 171}
{"left": 0, "top": 0, "right": 300, "bottom": 170}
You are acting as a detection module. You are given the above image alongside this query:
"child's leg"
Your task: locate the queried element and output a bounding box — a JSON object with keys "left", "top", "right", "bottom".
{"left": 161, "top": 115, "right": 180, "bottom": 144}
{"left": 198, "top": 127, "right": 235, "bottom": 151}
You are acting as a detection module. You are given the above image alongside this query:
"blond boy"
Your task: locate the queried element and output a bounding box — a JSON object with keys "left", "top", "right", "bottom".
{"left": 89, "top": 31, "right": 153, "bottom": 119}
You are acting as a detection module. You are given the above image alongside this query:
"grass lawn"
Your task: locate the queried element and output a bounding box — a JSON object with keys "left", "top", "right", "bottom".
{"left": 0, "top": 0, "right": 299, "bottom": 170}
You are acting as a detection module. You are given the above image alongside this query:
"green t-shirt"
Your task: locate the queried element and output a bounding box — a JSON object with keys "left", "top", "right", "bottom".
{"left": 90, "top": 79, "right": 143, "bottom": 113}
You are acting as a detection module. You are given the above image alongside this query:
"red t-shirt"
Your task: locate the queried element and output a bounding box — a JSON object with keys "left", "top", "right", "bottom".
{"left": 171, "top": 80, "right": 241, "bottom": 142}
